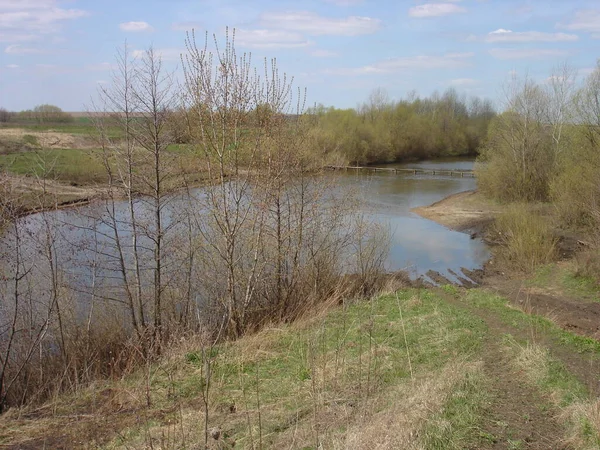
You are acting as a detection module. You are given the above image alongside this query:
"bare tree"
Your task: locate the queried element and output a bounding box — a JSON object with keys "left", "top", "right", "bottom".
{"left": 94, "top": 44, "right": 177, "bottom": 349}
{"left": 545, "top": 63, "right": 577, "bottom": 162}
{"left": 182, "top": 29, "right": 301, "bottom": 338}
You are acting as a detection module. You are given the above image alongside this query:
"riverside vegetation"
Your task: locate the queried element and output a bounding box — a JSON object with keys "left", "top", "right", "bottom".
{"left": 0, "top": 31, "right": 600, "bottom": 449}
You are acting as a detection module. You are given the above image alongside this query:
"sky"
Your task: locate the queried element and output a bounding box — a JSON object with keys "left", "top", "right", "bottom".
{"left": 0, "top": 0, "right": 599, "bottom": 112}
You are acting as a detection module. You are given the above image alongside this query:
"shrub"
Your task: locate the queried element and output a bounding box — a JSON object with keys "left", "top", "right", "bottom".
{"left": 494, "top": 204, "right": 558, "bottom": 272}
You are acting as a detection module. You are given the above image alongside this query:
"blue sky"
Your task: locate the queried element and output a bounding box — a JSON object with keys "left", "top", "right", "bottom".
{"left": 0, "top": 0, "right": 598, "bottom": 111}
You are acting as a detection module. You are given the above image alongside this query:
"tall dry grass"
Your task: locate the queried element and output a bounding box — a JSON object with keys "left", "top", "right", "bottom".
{"left": 493, "top": 204, "right": 558, "bottom": 272}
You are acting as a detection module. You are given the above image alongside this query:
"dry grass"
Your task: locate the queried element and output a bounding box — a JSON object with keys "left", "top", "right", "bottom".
{"left": 91, "top": 289, "right": 488, "bottom": 449}
{"left": 511, "top": 341, "right": 600, "bottom": 449}
{"left": 494, "top": 204, "right": 558, "bottom": 272}
{"left": 337, "top": 361, "right": 484, "bottom": 449}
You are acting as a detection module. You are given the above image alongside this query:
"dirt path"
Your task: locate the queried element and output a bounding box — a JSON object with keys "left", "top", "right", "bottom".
{"left": 486, "top": 275, "right": 600, "bottom": 341}
{"left": 438, "top": 289, "right": 593, "bottom": 449}
{"left": 478, "top": 336, "right": 567, "bottom": 449}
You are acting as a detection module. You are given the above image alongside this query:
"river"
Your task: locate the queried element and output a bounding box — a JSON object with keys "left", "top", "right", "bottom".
{"left": 332, "top": 157, "right": 489, "bottom": 283}
{"left": 2, "top": 157, "right": 488, "bottom": 307}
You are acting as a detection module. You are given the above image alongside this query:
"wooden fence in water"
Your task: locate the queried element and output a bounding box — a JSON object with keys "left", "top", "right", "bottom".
{"left": 325, "top": 165, "right": 476, "bottom": 178}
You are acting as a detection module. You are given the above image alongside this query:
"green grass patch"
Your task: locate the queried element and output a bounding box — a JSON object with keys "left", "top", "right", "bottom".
{"left": 422, "top": 367, "right": 489, "bottom": 450}
{"left": 530, "top": 263, "right": 599, "bottom": 303}
{"left": 106, "top": 290, "right": 490, "bottom": 448}
{"left": 22, "top": 134, "right": 39, "bottom": 147}
{"left": 0, "top": 148, "right": 106, "bottom": 184}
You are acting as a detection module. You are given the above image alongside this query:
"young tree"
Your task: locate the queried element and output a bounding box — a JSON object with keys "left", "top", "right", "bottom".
{"left": 94, "top": 45, "right": 177, "bottom": 349}
{"left": 477, "top": 75, "right": 553, "bottom": 201}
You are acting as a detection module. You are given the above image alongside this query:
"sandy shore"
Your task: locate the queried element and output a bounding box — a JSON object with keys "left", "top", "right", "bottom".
{"left": 411, "top": 190, "right": 499, "bottom": 233}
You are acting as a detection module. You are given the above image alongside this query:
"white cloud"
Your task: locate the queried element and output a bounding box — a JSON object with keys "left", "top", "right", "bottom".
{"left": 485, "top": 29, "right": 578, "bottom": 43}
{"left": 234, "top": 29, "right": 311, "bottom": 49}
{"left": 449, "top": 78, "right": 478, "bottom": 86}
{"left": 489, "top": 48, "right": 572, "bottom": 60}
{"left": 0, "top": 0, "right": 88, "bottom": 43}
{"left": 4, "top": 44, "right": 44, "bottom": 54}
{"left": 0, "top": 33, "right": 37, "bottom": 43}
{"left": 560, "top": 9, "right": 600, "bottom": 38}
{"left": 409, "top": 3, "right": 466, "bottom": 18}
{"left": 119, "top": 21, "right": 153, "bottom": 32}
{"left": 328, "top": 52, "right": 474, "bottom": 75}
{"left": 6, "top": 63, "right": 19, "bottom": 69}
{"left": 259, "top": 11, "right": 381, "bottom": 36}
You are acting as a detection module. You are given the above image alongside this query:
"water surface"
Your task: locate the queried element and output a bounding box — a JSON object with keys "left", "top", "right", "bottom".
{"left": 332, "top": 158, "right": 488, "bottom": 281}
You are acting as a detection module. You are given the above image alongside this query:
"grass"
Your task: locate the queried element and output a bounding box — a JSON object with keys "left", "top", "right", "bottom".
{"left": 493, "top": 204, "right": 558, "bottom": 272}
{"left": 2, "top": 286, "right": 599, "bottom": 448}
{"left": 421, "top": 365, "right": 489, "bottom": 450}
{"left": 8, "top": 120, "right": 124, "bottom": 139}
{"left": 0, "top": 148, "right": 106, "bottom": 185}
{"left": 463, "top": 289, "right": 600, "bottom": 354}
{"left": 529, "top": 263, "right": 600, "bottom": 303}
{"left": 96, "top": 289, "right": 490, "bottom": 448}
{"left": 508, "top": 339, "right": 600, "bottom": 449}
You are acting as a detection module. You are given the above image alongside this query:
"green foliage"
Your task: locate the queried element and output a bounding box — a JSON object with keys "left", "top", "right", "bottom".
{"left": 550, "top": 86, "right": 600, "bottom": 229}
{"left": 304, "top": 88, "right": 495, "bottom": 166}
{"left": 18, "top": 104, "right": 73, "bottom": 124}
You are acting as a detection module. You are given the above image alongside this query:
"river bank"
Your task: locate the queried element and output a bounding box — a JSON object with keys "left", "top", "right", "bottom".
{"left": 411, "top": 189, "right": 498, "bottom": 235}
{"left": 415, "top": 188, "right": 600, "bottom": 341}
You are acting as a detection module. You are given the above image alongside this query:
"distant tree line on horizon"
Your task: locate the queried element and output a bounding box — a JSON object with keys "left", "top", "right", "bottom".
{"left": 2, "top": 88, "right": 497, "bottom": 166}
{"left": 0, "top": 104, "right": 73, "bottom": 124}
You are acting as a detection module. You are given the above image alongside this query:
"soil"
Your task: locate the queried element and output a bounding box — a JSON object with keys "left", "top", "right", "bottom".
{"left": 1, "top": 173, "right": 107, "bottom": 216}
{"left": 0, "top": 128, "right": 97, "bottom": 151}
{"left": 438, "top": 289, "right": 581, "bottom": 449}
{"left": 412, "top": 190, "right": 498, "bottom": 237}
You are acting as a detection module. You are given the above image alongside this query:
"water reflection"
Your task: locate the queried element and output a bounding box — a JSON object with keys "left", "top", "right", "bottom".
{"left": 331, "top": 158, "right": 489, "bottom": 279}
{"left": 4, "top": 158, "right": 489, "bottom": 291}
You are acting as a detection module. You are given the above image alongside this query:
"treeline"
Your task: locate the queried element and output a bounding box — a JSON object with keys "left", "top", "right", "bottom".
{"left": 304, "top": 88, "right": 496, "bottom": 166}
{"left": 477, "top": 63, "right": 600, "bottom": 274}
{"left": 0, "top": 104, "right": 73, "bottom": 124}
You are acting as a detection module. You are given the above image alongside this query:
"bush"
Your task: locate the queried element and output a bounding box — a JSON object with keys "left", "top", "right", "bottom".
{"left": 476, "top": 111, "right": 553, "bottom": 203}
{"left": 18, "top": 104, "right": 73, "bottom": 124}
{"left": 494, "top": 204, "right": 558, "bottom": 272}
{"left": 0, "top": 108, "right": 13, "bottom": 123}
